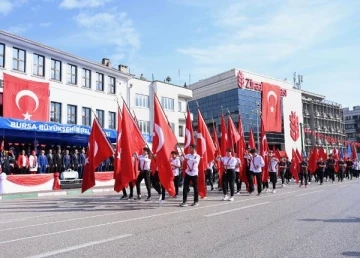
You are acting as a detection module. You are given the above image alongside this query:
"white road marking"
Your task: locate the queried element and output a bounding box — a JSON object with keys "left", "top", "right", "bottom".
{"left": 26, "top": 234, "right": 132, "bottom": 258}
{"left": 296, "top": 190, "right": 324, "bottom": 197}
{"left": 205, "top": 202, "right": 270, "bottom": 217}
{"left": 0, "top": 211, "right": 78, "bottom": 224}
{"left": 0, "top": 211, "right": 126, "bottom": 232}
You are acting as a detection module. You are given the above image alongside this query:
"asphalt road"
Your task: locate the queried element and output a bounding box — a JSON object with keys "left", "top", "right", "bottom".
{"left": 1, "top": 179, "right": 360, "bottom": 258}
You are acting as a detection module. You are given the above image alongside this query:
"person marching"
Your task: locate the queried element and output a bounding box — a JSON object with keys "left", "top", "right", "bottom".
{"left": 159, "top": 151, "right": 181, "bottom": 204}
{"left": 235, "top": 154, "right": 242, "bottom": 194}
{"left": 338, "top": 158, "right": 346, "bottom": 182}
{"left": 244, "top": 149, "right": 252, "bottom": 192}
{"left": 120, "top": 183, "right": 134, "bottom": 200}
{"left": 346, "top": 158, "right": 353, "bottom": 180}
{"left": 299, "top": 157, "right": 309, "bottom": 187}
{"left": 180, "top": 144, "right": 200, "bottom": 207}
{"left": 268, "top": 151, "right": 279, "bottom": 193}
{"left": 354, "top": 159, "right": 360, "bottom": 179}
{"left": 285, "top": 157, "right": 292, "bottom": 184}
{"left": 134, "top": 147, "right": 152, "bottom": 201}
{"left": 248, "top": 149, "right": 265, "bottom": 196}
{"left": 205, "top": 160, "right": 214, "bottom": 191}
{"left": 326, "top": 154, "right": 336, "bottom": 183}
{"left": 278, "top": 156, "right": 287, "bottom": 187}
{"left": 316, "top": 157, "right": 326, "bottom": 185}
{"left": 217, "top": 148, "right": 237, "bottom": 201}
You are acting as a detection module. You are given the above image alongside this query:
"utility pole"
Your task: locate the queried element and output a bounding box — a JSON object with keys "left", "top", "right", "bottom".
{"left": 252, "top": 101, "right": 261, "bottom": 151}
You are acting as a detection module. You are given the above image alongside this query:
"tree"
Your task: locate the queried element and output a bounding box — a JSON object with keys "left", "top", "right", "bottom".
{"left": 165, "top": 76, "right": 172, "bottom": 83}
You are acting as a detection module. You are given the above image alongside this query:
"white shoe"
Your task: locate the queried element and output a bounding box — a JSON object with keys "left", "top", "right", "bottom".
{"left": 229, "top": 197, "right": 234, "bottom": 202}
{"left": 158, "top": 195, "right": 162, "bottom": 201}
{"left": 273, "top": 190, "right": 276, "bottom": 194}
{"left": 222, "top": 195, "right": 229, "bottom": 201}
{"left": 308, "top": 182, "right": 311, "bottom": 185}
{"left": 236, "top": 191, "right": 241, "bottom": 195}
{"left": 282, "top": 184, "right": 286, "bottom": 187}
{"left": 264, "top": 188, "right": 268, "bottom": 193}
{"left": 159, "top": 200, "right": 165, "bottom": 204}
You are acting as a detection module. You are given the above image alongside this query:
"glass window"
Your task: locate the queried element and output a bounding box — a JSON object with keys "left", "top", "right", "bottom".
{"left": 138, "top": 120, "right": 150, "bottom": 134}
{"left": 33, "top": 54, "right": 45, "bottom": 77}
{"left": 13, "top": 47, "right": 26, "bottom": 72}
{"left": 108, "top": 111, "right": 116, "bottom": 129}
{"left": 67, "top": 64, "right": 77, "bottom": 85}
{"left": 108, "top": 76, "right": 116, "bottom": 94}
{"left": 51, "top": 59, "right": 61, "bottom": 81}
{"left": 135, "top": 94, "right": 150, "bottom": 108}
{"left": 96, "top": 72, "right": 104, "bottom": 91}
{"left": 67, "top": 105, "right": 77, "bottom": 124}
{"left": 50, "top": 102, "right": 62, "bottom": 123}
{"left": 179, "top": 125, "right": 184, "bottom": 137}
{"left": 82, "top": 107, "right": 91, "bottom": 126}
{"left": 82, "top": 68, "right": 91, "bottom": 88}
{"left": 0, "top": 43, "right": 5, "bottom": 68}
{"left": 161, "top": 97, "right": 174, "bottom": 111}
{"left": 96, "top": 109, "right": 104, "bottom": 127}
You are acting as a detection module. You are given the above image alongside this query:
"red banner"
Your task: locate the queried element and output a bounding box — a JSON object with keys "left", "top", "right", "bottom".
{"left": 262, "top": 83, "right": 281, "bottom": 132}
{"left": 3, "top": 73, "right": 50, "bottom": 121}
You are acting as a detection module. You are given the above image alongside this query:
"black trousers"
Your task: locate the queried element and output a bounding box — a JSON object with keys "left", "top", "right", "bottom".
{"left": 299, "top": 173, "right": 308, "bottom": 185}
{"left": 151, "top": 171, "right": 161, "bottom": 195}
{"left": 122, "top": 183, "right": 134, "bottom": 197}
{"left": 328, "top": 169, "right": 335, "bottom": 182}
{"left": 317, "top": 170, "right": 324, "bottom": 184}
{"left": 205, "top": 169, "right": 213, "bottom": 189}
{"left": 248, "top": 172, "right": 262, "bottom": 194}
{"left": 279, "top": 171, "right": 285, "bottom": 185}
{"left": 235, "top": 172, "right": 241, "bottom": 192}
{"left": 20, "top": 166, "right": 27, "bottom": 174}
{"left": 183, "top": 174, "right": 198, "bottom": 203}
{"left": 285, "top": 169, "right": 291, "bottom": 183}
{"left": 173, "top": 175, "right": 180, "bottom": 196}
{"left": 263, "top": 181, "right": 269, "bottom": 189}
{"left": 269, "top": 172, "right": 277, "bottom": 189}
{"left": 338, "top": 170, "right": 344, "bottom": 181}
{"left": 136, "top": 170, "right": 151, "bottom": 197}
{"left": 222, "top": 169, "right": 235, "bottom": 197}
{"left": 347, "top": 168, "right": 352, "bottom": 179}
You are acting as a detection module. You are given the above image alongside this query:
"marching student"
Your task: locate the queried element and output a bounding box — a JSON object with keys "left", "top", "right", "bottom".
{"left": 134, "top": 147, "right": 152, "bottom": 201}
{"left": 285, "top": 157, "right": 292, "bottom": 184}
{"left": 180, "top": 144, "right": 200, "bottom": 207}
{"left": 278, "top": 156, "right": 287, "bottom": 187}
{"left": 120, "top": 183, "right": 134, "bottom": 200}
{"left": 326, "top": 154, "right": 336, "bottom": 183}
{"left": 217, "top": 148, "right": 237, "bottom": 201}
{"left": 346, "top": 158, "right": 353, "bottom": 180}
{"left": 316, "top": 157, "right": 326, "bottom": 185}
{"left": 235, "top": 154, "right": 242, "bottom": 194}
{"left": 248, "top": 149, "right": 265, "bottom": 196}
{"left": 338, "top": 158, "right": 346, "bottom": 182}
{"left": 205, "top": 160, "right": 214, "bottom": 191}
{"left": 299, "top": 157, "right": 309, "bottom": 187}
{"left": 268, "top": 151, "right": 279, "bottom": 193}
{"left": 244, "top": 149, "right": 252, "bottom": 192}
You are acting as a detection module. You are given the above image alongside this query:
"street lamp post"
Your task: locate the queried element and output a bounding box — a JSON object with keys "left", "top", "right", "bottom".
{"left": 252, "top": 102, "right": 261, "bottom": 151}
{"left": 300, "top": 122, "right": 304, "bottom": 155}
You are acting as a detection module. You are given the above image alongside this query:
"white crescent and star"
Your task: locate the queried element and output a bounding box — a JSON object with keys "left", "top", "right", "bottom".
{"left": 184, "top": 129, "right": 191, "bottom": 149}
{"left": 154, "top": 124, "right": 164, "bottom": 153}
{"left": 15, "top": 90, "right": 40, "bottom": 120}
{"left": 94, "top": 141, "right": 98, "bottom": 157}
{"left": 267, "top": 90, "right": 278, "bottom": 113}
{"left": 197, "top": 133, "right": 207, "bottom": 156}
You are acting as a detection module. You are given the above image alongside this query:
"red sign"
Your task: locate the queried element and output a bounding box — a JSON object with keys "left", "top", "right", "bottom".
{"left": 237, "top": 70, "right": 287, "bottom": 97}
{"left": 289, "top": 111, "right": 300, "bottom": 141}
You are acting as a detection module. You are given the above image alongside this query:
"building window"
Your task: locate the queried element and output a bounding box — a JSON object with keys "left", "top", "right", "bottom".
{"left": 50, "top": 102, "right": 62, "bottom": 123}
{"left": 108, "top": 76, "right": 116, "bottom": 94}
{"left": 82, "top": 68, "right": 91, "bottom": 88}
{"left": 67, "top": 64, "right": 77, "bottom": 85}
{"left": 96, "top": 109, "right": 104, "bottom": 127}
{"left": 179, "top": 125, "right": 184, "bottom": 137}
{"left": 108, "top": 111, "right": 116, "bottom": 129}
{"left": 12, "top": 47, "right": 26, "bottom": 72}
{"left": 33, "top": 54, "right": 45, "bottom": 77}
{"left": 138, "top": 120, "right": 150, "bottom": 134}
{"left": 170, "top": 122, "right": 175, "bottom": 132}
{"left": 96, "top": 72, "right": 104, "bottom": 91}
{"left": 161, "top": 97, "right": 174, "bottom": 111}
{"left": 0, "top": 43, "right": 5, "bottom": 68}
{"left": 178, "top": 101, "right": 186, "bottom": 112}
{"left": 67, "top": 105, "right": 77, "bottom": 124}
{"left": 82, "top": 107, "right": 91, "bottom": 126}
{"left": 51, "top": 59, "right": 61, "bottom": 81}
{"left": 135, "top": 94, "right": 150, "bottom": 108}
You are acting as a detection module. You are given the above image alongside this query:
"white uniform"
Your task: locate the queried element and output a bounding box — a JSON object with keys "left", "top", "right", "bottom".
{"left": 170, "top": 157, "right": 181, "bottom": 176}
{"left": 218, "top": 156, "right": 237, "bottom": 170}
{"left": 138, "top": 155, "right": 151, "bottom": 171}
{"left": 235, "top": 158, "right": 241, "bottom": 173}
{"left": 250, "top": 155, "right": 265, "bottom": 173}
{"left": 268, "top": 158, "right": 279, "bottom": 172}
{"left": 181, "top": 153, "right": 200, "bottom": 176}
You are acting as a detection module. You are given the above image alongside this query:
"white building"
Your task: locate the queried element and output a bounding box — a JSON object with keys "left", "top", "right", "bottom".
{"left": 343, "top": 106, "right": 360, "bottom": 142}
{"left": 0, "top": 30, "right": 192, "bottom": 146}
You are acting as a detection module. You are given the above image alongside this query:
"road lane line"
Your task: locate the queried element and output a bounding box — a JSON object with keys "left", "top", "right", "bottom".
{"left": 296, "top": 190, "right": 324, "bottom": 197}
{"left": 205, "top": 202, "right": 270, "bottom": 217}
{"left": 0, "top": 211, "right": 78, "bottom": 224}
{"left": 26, "top": 234, "right": 133, "bottom": 258}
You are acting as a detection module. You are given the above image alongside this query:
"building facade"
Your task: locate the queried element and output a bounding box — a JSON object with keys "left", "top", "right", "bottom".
{"left": 302, "top": 90, "right": 345, "bottom": 153}
{"left": 343, "top": 106, "right": 360, "bottom": 150}
{"left": 0, "top": 30, "right": 192, "bottom": 146}
{"left": 188, "top": 69, "right": 304, "bottom": 158}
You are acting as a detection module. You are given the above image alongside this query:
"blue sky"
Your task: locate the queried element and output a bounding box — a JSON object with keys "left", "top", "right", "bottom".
{"left": 1, "top": 0, "right": 360, "bottom": 108}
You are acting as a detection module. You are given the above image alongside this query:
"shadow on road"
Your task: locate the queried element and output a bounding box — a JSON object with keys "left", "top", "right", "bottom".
{"left": 342, "top": 251, "right": 360, "bottom": 257}
{"left": 300, "top": 217, "right": 360, "bottom": 223}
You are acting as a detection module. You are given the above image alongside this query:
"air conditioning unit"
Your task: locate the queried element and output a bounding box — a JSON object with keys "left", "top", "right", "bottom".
{"left": 118, "top": 64, "right": 129, "bottom": 74}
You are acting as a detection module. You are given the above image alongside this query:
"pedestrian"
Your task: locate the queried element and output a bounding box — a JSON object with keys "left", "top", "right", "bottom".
{"left": 316, "top": 157, "right": 326, "bottom": 185}
{"left": 217, "top": 148, "right": 237, "bottom": 201}
{"left": 235, "top": 154, "right": 242, "bottom": 194}
{"left": 268, "top": 151, "right": 279, "bottom": 193}
{"left": 134, "top": 147, "right": 152, "bottom": 201}
{"left": 299, "top": 157, "right": 309, "bottom": 187}
{"left": 278, "top": 156, "right": 287, "bottom": 187}
{"left": 205, "top": 160, "right": 214, "bottom": 191}
{"left": 326, "top": 154, "right": 336, "bottom": 183}
{"left": 159, "top": 151, "right": 181, "bottom": 204}
{"left": 248, "top": 149, "right": 265, "bottom": 196}
{"left": 338, "top": 158, "right": 346, "bottom": 182}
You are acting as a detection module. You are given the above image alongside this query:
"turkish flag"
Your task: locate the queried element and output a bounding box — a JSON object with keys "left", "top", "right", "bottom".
{"left": 319, "top": 147, "right": 327, "bottom": 161}
{"left": 212, "top": 123, "right": 222, "bottom": 178}
{"left": 262, "top": 83, "right": 281, "bottom": 132}
{"left": 237, "top": 115, "right": 248, "bottom": 185}
{"left": 308, "top": 146, "right": 318, "bottom": 174}
{"left": 290, "top": 149, "right": 300, "bottom": 183}
{"left": 227, "top": 115, "right": 240, "bottom": 152}
{"left": 114, "top": 103, "right": 145, "bottom": 192}
{"left": 153, "top": 95, "right": 178, "bottom": 196}
{"left": 248, "top": 128, "right": 256, "bottom": 149}
{"left": 113, "top": 108, "right": 122, "bottom": 188}
{"left": 197, "top": 109, "right": 216, "bottom": 198}
{"left": 3, "top": 73, "right": 49, "bottom": 121}
{"left": 219, "top": 115, "right": 228, "bottom": 185}
{"left": 182, "top": 108, "right": 195, "bottom": 177}
{"left": 260, "top": 120, "right": 269, "bottom": 182}
{"left": 82, "top": 119, "right": 114, "bottom": 193}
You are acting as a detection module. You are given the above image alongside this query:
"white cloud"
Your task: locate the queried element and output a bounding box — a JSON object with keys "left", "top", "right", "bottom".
{"left": 39, "top": 22, "right": 52, "bottom": 27}
{"left": 7, "top": 24, "right": 32, "bottom": 35}
{"left": 0, "top": 0, "right": 12, "bottom": 15}
{"left": 59, "top": 0, "right": 113, "bottom": 9}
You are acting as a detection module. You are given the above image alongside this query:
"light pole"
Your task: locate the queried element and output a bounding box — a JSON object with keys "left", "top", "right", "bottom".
{"left": 252, "top": 102, "right": 261, "bottom": 151}
{"left": 300, "top": 122, "right": 304, "bottom": 155}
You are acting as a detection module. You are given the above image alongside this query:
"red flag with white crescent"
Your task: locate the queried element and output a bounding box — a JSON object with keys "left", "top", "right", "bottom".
{"left": 260, "top": 119, "right": 269, "bottom": 182}
{"left": 182, "top": 108, "right": 195, "bottom": 176}
{"left": 262, "top": 83, "right": 282, "bottom": 132}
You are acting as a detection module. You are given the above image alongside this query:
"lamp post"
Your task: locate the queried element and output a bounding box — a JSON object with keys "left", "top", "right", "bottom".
{"left": 252, "top": 102, "right": 261, "bottom": 151}
{"left": 300, "top": 122, "right": 304, "bottom": 155}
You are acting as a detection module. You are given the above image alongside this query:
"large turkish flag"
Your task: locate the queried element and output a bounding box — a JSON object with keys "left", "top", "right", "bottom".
{"left": 262, "top": 83, "right": 281, "bottom": 132}
{"left": 3, "top": 73, "right": 49, "bottom": 121}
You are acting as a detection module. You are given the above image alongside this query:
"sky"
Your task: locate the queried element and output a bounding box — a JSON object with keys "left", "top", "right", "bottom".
{"left": 1, "top": 0, "right": 360, "bottom": 108}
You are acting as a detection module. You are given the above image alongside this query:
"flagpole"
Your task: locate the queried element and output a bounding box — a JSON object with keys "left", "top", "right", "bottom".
{"left": 150, "top": 85, "right": 185, "bottom": 156}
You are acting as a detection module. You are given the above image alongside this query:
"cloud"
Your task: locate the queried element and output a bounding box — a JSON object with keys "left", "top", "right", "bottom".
{"left": 0, "top": 0, "right": 26, "bottom": 15}
{"left": 39, "top": 22, "right": 52, "bottom": 27}
{"left": 59, "top": 0, "right": 113, "bottom": 9}
{"left": 7, "top": 24, "right": 32, "bottom": 35}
